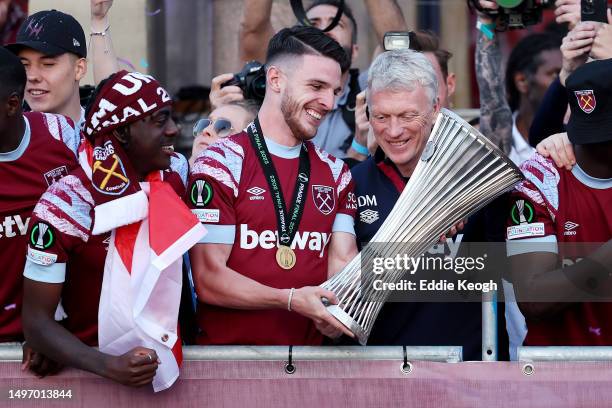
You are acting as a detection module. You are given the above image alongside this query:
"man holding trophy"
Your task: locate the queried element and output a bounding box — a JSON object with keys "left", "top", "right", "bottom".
{"left": 348, "top": 49, "right": 482, "bottom": 359}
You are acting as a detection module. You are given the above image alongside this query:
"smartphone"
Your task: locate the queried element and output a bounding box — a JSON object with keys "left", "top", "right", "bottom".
{"left": 581, "top": 0, "right": 608, "bottom": 23}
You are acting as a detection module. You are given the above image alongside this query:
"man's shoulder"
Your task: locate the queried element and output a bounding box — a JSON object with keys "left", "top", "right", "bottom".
{"left": 33, "top": 167, "right": 94, "bottom": 241}
{"left": 24, "top": 111, "right": 80, "bottom": 157}
{"left": 350, "top": 156, "right": 377, "bottom": 179}
{"left": 514, "top": 153, "right": 562, "bottom": 212}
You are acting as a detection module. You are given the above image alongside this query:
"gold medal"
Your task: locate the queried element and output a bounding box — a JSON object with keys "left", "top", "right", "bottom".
{"left": 276, "top": 245, "right": 297, "bottom": 270}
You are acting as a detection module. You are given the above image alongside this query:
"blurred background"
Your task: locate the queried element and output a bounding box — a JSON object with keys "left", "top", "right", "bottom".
{"left": 22, "top": 0, "right": 564, "bottom": 109}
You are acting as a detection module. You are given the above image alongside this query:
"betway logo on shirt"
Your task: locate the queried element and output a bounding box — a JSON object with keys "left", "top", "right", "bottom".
{"left": 239, "top": 224, "right": 331, "bottom": 253}
{"left": 0, "top": 215, "right": 29, "bottom": 238}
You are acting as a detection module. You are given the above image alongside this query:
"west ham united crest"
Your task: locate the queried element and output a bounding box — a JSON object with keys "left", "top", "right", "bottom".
{"left": 44, "top": 166, "right": 69, "bottom": 186}
{"left": 92, "top": 154, "right": 130, "bottom": 195}
{"left": 312, "top": 185, "right": 335, "bottom": 215}
{"left": 190, "top": 179, "right": 213, "bottom": 207}
{"left": 575, "top": 90, "right": 596, "bottom": 114}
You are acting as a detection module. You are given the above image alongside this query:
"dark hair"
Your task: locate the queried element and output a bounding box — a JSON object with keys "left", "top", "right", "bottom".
{"left": 505, "top": 33, "right": 561, "bottom": 111}
{"left": 413, "top": 30, "right": 453, "bottom": 79}
{"left": 0, "top": 46, "right": 27, "bottom": 99}
{"left": 84, "top": 72, "right": 119, "bottom": 120}
{"left": 231, "top": 99, "right": 261, "bottom": 119}
{"left": 266, "top": 25, "right": 351, "bottom": 73}
{"left": 306, "top": 0, "right": 358, "bottom": 45}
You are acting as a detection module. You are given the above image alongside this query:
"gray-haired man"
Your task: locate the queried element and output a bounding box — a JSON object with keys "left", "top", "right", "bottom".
{"left": 348, "top": 49, "right": 481, "bottom": 359}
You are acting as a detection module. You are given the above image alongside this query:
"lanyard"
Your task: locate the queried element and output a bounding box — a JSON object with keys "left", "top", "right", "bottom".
{"left": 247, "top": 117, "right": 310, "bottom": 247}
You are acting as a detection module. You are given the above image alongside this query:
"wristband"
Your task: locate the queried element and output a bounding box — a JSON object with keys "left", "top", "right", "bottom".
{"left": 351, "top": 138, "right": 369, "bottom": 156}
{"left": 90, "top": 25, "right": 110, "bottom": 37}
{"left": 476, "top": 20, "right": 496, "bottom": 40}
{"left": 287, "top": 288, "right": 296, "bottom": 311}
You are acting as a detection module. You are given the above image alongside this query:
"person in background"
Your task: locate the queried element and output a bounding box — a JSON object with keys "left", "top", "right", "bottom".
{"left": 190, "top": 100, "right": 259, "bottom": 166}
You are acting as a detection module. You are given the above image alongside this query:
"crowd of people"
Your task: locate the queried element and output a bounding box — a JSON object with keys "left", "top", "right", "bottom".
{"left": 0, "top": 0, "right": 610, "bottom": 390}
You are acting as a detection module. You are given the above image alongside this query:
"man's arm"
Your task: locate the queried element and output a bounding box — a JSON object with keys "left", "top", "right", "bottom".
{"left": 90, "top": 0, "right": 120, "bottom": 85}
{"left": 327, "top": 231, "right": 358, "bottom": 278}
{"left": 190, "top": 242, "right": 354, "bottom": 337}
{"left": 239, "top": 0, "right": 275, "bottom": 63}
{"left": 509, "top": 240, "right": 612, "bottom": 320}
{"left": 22, "top": 278, "right": 159, "bottom": 386}
{"left": 475, "top": 10, "right": 513, "bottom": 155}
{"left": 364, "top": 0, "right": 407, "bottom": 46}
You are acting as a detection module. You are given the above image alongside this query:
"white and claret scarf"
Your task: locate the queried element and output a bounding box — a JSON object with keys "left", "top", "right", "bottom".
{"left": 81, "top": 70, "right": 206, "bottom": 391}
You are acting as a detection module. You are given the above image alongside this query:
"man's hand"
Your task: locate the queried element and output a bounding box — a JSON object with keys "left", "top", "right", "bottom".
{"left": 209, "top": 73, "right": 244, "bottom": 110}
{"left": 354, "top": 91, "right": 369, "bottom": 149}
{"left": 290, "top": 286, "right": 354, "bottom": 339}
{"left": 103, "top": 347, "right": 159, "bottom": 387}
{"left": 536, "top": 132, "right": 575, "bottom": 170}
{"left": 555, "top": 0, "right": 581, "bottom": 30}
{"left": 591, "top": 9, "right": 612, "bottom": 60}
{"left": 559, "top": 22, "right": 597, "bottom": 85}
{"left": 91, "top": 0, "right": 113, "bottom": 27}
{"left": 22, "top": 343, "right": 64, "bottom": 377}
{"left": 439, "top": 219, "right": 467, "bottom": 243}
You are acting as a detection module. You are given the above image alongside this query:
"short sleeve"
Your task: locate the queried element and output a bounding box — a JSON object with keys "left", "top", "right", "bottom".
{"left": 186, "top": 138, "right": 244, "bottom": 244}
{"left": 506, "top": 155, "right": 560, "bottom": 257}
{"left": 333, "top": 162, "right": 357, "bottom": 235}
{"left": 24, "top": 175, "right": 94, "bottom": 283}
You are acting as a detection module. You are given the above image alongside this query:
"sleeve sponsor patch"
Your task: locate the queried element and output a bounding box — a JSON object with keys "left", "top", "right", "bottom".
{"left": 192, "top": 208, "right": 220, "bottom": 223}
{"left": 507, "top": 223, "right": 546, "bottom": 240}
{"left": 27, "top": 246, "right": 58, "bottom": 266}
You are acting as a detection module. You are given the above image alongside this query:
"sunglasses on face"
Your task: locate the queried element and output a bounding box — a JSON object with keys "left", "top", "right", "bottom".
{"left": 193, "top": 118, "right": 234, "bottom": 138}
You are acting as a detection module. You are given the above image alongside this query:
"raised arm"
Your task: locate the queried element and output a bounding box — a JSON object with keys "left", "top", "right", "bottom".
{"left": 475, "top": 2, "right": 512, "bottom": 154}
{"left": 363, "top": 0, "right": 407, "bottom": 46}
{"left": 239, "top": 0, "right": 275, "bottom": 63}
{"left": 90, "top": 0, "right": 120, "bottom": 85}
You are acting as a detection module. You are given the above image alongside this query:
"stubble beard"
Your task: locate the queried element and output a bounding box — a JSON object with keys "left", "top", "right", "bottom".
{"left": 280, "top": 88, "right": 316, "bottom": 141}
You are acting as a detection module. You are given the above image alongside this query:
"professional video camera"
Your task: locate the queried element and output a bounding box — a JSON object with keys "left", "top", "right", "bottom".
{"left": 221, "top": 60, "right": 266, "bottom": 103}
{"left": 468, "top": 0, "right": 554, "bottom": 29}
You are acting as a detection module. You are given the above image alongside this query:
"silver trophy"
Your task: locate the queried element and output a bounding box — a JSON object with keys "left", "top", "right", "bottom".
{"left": 321, "top": 108, "right": 524, "bottom": 345}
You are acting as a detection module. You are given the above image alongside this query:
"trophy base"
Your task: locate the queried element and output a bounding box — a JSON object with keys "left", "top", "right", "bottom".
{"left": 326, "top": 305, "right": 368, "bottom": 346}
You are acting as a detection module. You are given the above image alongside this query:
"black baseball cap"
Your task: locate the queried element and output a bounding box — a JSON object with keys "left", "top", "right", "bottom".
{"left": 565, "top": 59, "right": 612, "bottom": 145}
{"left": 5, "top": 10, "right": 87, "bottom": 58}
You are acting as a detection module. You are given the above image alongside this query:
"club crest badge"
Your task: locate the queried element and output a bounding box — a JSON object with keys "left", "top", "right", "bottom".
{"left": 44, "top": 166, "right": 69, "bottom": 186}
{"left": 312, "top": 185, "right": 335, "bottom": 215}
{"left": 190, "top": 179, "right": 214, "bottom": 207}
{"left": 575, "top": 90, "right": 596, "bottom": 114}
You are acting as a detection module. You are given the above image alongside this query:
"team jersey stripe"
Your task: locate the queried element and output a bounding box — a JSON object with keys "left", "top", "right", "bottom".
{"left": 518, "top": 155, "right": 560, "bottom": 211}
{"left": 170, "top": 154, "right": 188, "bottom": 187}
{"left": 313, "top": 144, "right": 343, "bottom": 182}
{"left": 337, "top": 169, "right": 352, "bottom": 196}
{"left": 198, "top": 164, "right": 238, "bottom": 197}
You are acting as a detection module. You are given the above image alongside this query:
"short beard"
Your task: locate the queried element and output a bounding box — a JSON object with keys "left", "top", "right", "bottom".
{"left": 280, "top": 88, "right": 315, "bottom": 141}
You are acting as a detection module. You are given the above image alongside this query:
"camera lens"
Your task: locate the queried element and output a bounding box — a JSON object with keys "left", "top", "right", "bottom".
{"left": 252, "top": 75, "right": 267, "bottom": 99}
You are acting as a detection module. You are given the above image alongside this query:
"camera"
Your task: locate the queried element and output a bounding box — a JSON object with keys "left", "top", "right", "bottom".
{"left": 469, "top": 0, "right": 554, "bottom": 30}
{"left": 221, "top": 61, "right": 266, "bottom": 103}
{"left": 383, "top": 31, "right": 422, "bottom": 52}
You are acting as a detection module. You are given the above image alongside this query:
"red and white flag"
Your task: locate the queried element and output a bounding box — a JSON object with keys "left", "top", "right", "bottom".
{"left": 98, "top": 175, "right": 206, "bottom": 392}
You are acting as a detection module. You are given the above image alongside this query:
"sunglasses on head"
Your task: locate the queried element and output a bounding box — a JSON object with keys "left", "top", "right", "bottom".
{"left": 193, "top": 118, "right": 234, "bottom": 138}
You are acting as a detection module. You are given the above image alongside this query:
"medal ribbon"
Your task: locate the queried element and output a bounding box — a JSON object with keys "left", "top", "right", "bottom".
{"left": 247, "top": 117, "right": 310, "bottom": 248}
